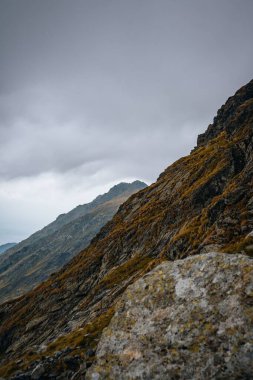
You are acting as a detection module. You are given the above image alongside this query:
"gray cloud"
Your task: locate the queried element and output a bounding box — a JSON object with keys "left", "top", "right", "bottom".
{"left": 0, "top": 0, "right": 253, "bottom": 242}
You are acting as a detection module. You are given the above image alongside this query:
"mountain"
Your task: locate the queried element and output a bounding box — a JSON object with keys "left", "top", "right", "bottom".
{"left": 0, "top": 244, "right": 16, "bottom": 255}
{"left": 0, "top": 80, "right": 253, "bottom": 379}
{"left": 0, "top": 181, "right": 147, "bottom": 303}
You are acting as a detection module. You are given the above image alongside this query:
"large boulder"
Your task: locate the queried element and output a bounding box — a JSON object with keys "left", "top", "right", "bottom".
{"left": 87, "top": 252, "right": 253, "bottom": 380}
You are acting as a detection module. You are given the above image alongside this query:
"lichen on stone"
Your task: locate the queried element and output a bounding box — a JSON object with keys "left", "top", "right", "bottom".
{"left": 87, "top": 252, "right": 253, "bottom": 380}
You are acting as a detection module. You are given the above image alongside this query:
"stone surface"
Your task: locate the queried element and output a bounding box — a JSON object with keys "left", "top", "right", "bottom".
{"left": 31, "top": 364, "right": 45, "bottom": 379}
{"left": 87, "top": 253, "right": 253, "bottom": 380}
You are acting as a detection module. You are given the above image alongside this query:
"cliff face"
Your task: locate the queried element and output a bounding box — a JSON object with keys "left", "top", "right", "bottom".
{"left": 87, "top": 252, "right": 253, "bottom": 380}
{"left": 0, "top": 80, "right": 253, "bottom": 379}
{"left": 0, "top": 181, "right": 147, "bottom": 303}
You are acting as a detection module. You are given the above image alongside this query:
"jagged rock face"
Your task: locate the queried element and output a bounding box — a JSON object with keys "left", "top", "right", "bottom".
{"left": 0, "top": 181, "right": 147, "bottom": 303}
{"left": 197, "top": 80, "right": 253, "bottom": 147}
{"left": 0, "top": 81, "right": 253, "bottom": 378}
{"left": 87, "top": 253, "right": 253, "bottom": 380}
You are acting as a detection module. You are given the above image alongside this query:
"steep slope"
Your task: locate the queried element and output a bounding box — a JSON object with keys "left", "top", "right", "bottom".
{"left": 0, "top": 80, "right": 253, "bottom": 379}
{"left": 0, "top": 244, "right": 16, "bottom": 255}
{"left": 0, "top": 181, "right": 147, "bottom": 302}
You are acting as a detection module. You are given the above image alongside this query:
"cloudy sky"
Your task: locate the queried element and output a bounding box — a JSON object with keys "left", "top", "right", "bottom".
{"left": 0, "top": 0, "right": 253, "bottom": 243}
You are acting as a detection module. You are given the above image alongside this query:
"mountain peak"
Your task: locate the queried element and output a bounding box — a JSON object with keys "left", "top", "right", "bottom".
{"left": 103, "top": 180, "right": 147, "bottom": 194}
{"left": 93, "top": 181, "right": 147, "bottom": 204}
{"left": 197, "top": 79, "right": 253, "bottom": 148}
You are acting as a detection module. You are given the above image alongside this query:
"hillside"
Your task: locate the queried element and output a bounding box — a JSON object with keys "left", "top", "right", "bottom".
{"left": 0, "top": 244, "right": 16, "bottom": 255}
{"left": 0, "top": 79, "right": 253, "bottom": 379}
{"left": 0, "top": 181, "right": 147, "bottom": 303}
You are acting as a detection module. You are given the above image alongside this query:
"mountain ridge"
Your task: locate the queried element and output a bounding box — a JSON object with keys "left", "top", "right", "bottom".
{"left": 0, "top": 80, "right": 253, "bottom": 379}
{"left": 0, "top": 181, "right": 147, "bottom": 303}
{"left": 0, "top": 244, "right": 17, "bottom": 255}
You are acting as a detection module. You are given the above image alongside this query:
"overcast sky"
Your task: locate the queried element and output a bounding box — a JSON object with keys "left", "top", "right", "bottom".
{"left": 0, "top": 0, "right": 253, "bottom": 243}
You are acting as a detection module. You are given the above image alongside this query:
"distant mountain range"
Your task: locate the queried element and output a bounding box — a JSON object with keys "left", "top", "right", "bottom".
{"left": 0, "top": 180, "right": 147, "bottom": 302}
{"left": 0, "top": 243, "right": 17, "bottom": 255}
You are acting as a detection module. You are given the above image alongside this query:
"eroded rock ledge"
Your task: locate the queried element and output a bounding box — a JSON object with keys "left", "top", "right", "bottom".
{"left": 87, "top": 252, "right": 253, "bottom": 380}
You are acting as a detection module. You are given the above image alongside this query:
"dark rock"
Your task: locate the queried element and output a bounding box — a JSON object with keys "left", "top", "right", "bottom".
{"left": 31, "top": 364, "right": 45, "bottom": 380}
{"left": 207, "top": 199, "right": 226, "bottom": 225}
{"left": 86, "top": 349, "right": 95, "bottom": 358}
{"left": 63, "top": 356, "right": 80, "bottom": 372}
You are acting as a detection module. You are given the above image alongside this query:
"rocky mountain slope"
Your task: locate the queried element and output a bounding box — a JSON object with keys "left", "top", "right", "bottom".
{"left": 0, "top": 181, "right": 147, "bottom": 303}
{"left": 87, "top": 252, "right": 253, "bottom": 380}
{"left": 0, "top": 244, "right": 16, "bottom": 255}
{"left": 0, "top": 79, "right": 253, "bottom": 379}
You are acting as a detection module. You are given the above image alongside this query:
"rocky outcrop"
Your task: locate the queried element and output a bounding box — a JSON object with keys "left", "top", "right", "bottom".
{"left": 0, "top": 181, "right": 147, "bottom": 302}
{"left": 197, "top": 79, "right": 253, "bottom": 147}
{"left": 0, "top": 80, "right": 253, "bottom": 378}
{"left": 87, "top": 252, "right": 253, "bottom": 380}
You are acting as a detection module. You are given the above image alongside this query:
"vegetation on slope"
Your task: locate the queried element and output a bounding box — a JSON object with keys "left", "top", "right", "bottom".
{"left": 0, "top": 181, "right": 147, "bottom": 303}
{"left": 0, "top": 80, "right": 253, "bottom": 378}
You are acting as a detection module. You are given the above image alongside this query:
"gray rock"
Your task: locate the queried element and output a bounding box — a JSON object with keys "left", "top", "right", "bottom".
{"left": 87, "top": 252, "right": 253, "bottom": 380}
{"left": 31, "top": 364, "right": 45, "bottom": 379}
{"left": 54, "top": 351, "right": 62, "bottom": 358}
